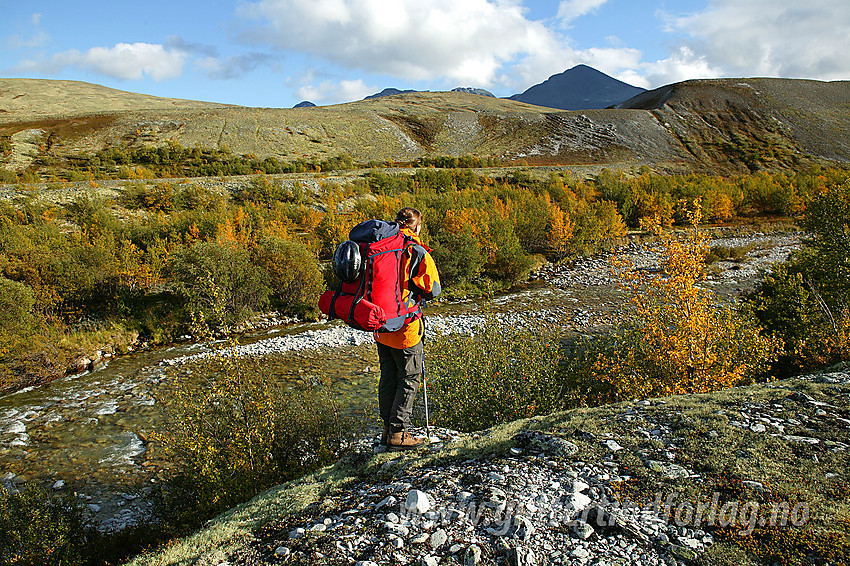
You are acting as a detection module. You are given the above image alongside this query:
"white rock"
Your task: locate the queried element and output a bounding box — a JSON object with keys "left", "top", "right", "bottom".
{"left": 566, "top": 492, "right": 593, "bottom": 512}
{"left": 570, "top": 480, "right": 590, "bottom": 493}
{"left": 602, "top": 439, "right": 623, "bottom": 451}
{"left": 430, "top": 528, "right": 448, "bottom": 549}
{"left": 52, "top": 480, "right": 65, "bottom": 490}
{"left": 405, "top": 489, "right": 431, "bottom": 514}
{"left": 421, "top": 557, "right": 439, "bottom": 566}
{"left": 274, "top": 547, "right": 290, "bottom": 557}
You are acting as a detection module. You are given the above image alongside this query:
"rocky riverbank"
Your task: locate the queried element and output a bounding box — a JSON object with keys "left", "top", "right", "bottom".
{"left": 127, "top": 365, "right": 850, "bottom": 566}
{"left": 161, "top": 231, "right": 802, "bottom": 367}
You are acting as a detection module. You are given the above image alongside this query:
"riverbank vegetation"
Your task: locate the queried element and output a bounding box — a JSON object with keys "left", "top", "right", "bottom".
{"left": 1, "top": 167, "right": 846, "bottom": 396}
{"left": 429, "top": 175, "right": 849, "bottom": 432}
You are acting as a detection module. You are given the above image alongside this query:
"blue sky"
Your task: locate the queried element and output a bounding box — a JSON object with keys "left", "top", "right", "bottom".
{"left": 2, "top": 0, "right": 847, "bottom": 108}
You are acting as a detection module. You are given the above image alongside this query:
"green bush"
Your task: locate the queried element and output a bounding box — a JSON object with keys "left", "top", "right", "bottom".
{"left": 743, "top": 178, "right": 850, "bottom": 375}
{"left": 428, "top": 319, "right": 566, "bottom": 432}
{"left": 0, "top": 277, "right": 35, "bottom": 333}
{"left": 153, "top": 350, "right": 354, "bottom": 527}
{"left": 430, "top": 228, "right": 485, "bottom": 288}
{"left": 0, "top": 485, "right": 91, "bottom": 566}
{"left": 252, "top": 236, "right": 324, "bottom": 316}
{"left": 235, "top": 175, "right": 299, "bottom": 207}
{"left": 167, "top": 240, "right": 269, "bottom": 327}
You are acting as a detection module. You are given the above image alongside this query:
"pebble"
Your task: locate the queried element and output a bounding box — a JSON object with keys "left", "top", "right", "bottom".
{"left": 573, "top": 520, "right": 595, "bottom": 540}
{"left": 405, "top": 489, "right": 431, "bottom": 514}
{"left": 430, "top": 528, "right": 448, "bottom": 549}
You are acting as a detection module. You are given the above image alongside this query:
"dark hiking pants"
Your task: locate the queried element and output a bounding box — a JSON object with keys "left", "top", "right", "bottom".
{"left": 377, "top": 340, "right": 423, "bottom": 432}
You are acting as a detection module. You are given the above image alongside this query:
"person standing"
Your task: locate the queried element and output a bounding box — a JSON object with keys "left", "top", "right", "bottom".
{"left": 377, "top": 207, "right": 441, "bottom": 451}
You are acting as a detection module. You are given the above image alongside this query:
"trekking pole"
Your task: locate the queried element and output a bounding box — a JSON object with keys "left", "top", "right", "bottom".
{"left": 421, "top": 313, "right": 431, "bottom": 439}
{"left": 422, "top": 347, "right": 430, "bottom": 439}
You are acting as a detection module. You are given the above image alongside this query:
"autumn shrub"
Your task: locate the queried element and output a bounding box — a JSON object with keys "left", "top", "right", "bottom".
{"left": 252, "top": 236, "right": 324, "bottom": 316}
{"left": 153, "top": 349, "right": 354, "bottom": 527}
{"left": 0, "top": 484, "right": 92, "bottom": 566}
{"left": 120, "top": 182, "right": 175, "bottom": 211}
{"left": 234, "top": 175, "right": 302, "bottom": 207}
{"left": 167, "top": 240, "right": 269, "bottom": 327}
{"left": 314, "top": 210, "right": 365, "bottom": 258}
{"left": 567, "top": 199, "right": 628, "bottom": 256}
{"left": 561, "top": 208, "right": 781, "bottom": 405}
{"left": 428, "top": 318, "right": 566, "bottom": 432}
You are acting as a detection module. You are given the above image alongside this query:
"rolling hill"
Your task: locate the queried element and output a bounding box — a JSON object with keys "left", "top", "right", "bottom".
{"left": 1, "top": 76, "right": 849, "bottom": 176}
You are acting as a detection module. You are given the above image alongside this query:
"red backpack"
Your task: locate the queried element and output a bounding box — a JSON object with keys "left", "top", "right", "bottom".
{"left": 319, "top": 220, "right": 422, "bottom": 332}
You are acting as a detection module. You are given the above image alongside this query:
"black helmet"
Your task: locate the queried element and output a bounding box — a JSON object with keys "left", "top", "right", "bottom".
{"left": 332, "top": 240, "right": 362, "bottom": 283}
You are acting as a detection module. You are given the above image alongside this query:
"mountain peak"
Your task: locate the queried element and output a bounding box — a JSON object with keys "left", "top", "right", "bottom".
{"left": 509, "top": 65, "right": 646, "bottom": 111}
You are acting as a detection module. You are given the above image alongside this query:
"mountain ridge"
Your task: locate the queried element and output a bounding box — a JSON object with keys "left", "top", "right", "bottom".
{"left": 1, "top": 76, "right": 849, "bottom": 176}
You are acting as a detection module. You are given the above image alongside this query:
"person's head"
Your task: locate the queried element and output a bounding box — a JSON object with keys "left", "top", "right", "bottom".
{"left": 395, "top": 207, "right": 422, "bottom": 235}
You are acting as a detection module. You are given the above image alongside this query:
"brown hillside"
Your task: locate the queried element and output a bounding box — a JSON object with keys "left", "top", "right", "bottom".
{"left": 1, "top": 77, "right": 849, "bottom": 175}
{"left": 616, "top": 78, "right": 850, "bottom": 171}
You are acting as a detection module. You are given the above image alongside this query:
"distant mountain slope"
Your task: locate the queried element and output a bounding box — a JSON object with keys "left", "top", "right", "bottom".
{"left": 364, "top": 88, "right": 418, "bottom": 100}
{"left": 616, "top": 78, "right": 850, "bottom": 168}
{"left": 0, "top": 78, "right": 231, "bottom": 120}
{"left": 509, "top": 65, "right": 646, "bottom": 110}
{"left": 452, "top": 87, "right": 495, "bottom": 97}
{"left": 1, "top": 77, "right": 848, "bottom": 175}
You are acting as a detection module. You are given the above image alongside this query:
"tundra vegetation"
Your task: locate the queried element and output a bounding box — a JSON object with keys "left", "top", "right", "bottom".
{"left": 1, "top": 164, "right": 849, "bottom": 565}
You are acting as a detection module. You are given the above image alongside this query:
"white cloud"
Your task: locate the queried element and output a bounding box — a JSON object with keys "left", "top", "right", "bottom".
{"left": 556, "top": 0, "right": 609, "bottom": 25}
{"left": 18, "top": 43, "right": 187, "bottom": 81}
{"left": 294, "top": 77, "right": 375, "bottom": 103}
{"left": 667, "top": 0, "right": 850, "bottom": 81}
{"left": 237, "top": 0, "right": 572, "bottom": 88}
{"left": 636, "top": 46, "right": 725, "bottom": 89}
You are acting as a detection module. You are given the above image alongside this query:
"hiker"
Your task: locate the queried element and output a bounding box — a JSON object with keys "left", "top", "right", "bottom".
{"left": 319, "top": 207, "right": 441, "bottom": 450}
{"left": 377, "top": 207, "right": 441, "bottom": 450}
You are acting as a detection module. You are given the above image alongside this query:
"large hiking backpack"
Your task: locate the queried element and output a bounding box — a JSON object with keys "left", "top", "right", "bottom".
{"left": 319, "top": 220, "right": 422, "bottom": 332}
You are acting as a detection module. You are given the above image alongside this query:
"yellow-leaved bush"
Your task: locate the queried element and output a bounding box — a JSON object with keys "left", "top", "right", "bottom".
{"left": 563, "top": 204, "right": 783, "bottom": 405}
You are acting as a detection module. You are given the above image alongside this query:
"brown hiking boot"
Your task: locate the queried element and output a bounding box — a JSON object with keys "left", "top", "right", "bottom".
{"left": 379, "top": 424, "right": 390, "bottom": 446}
{"left": 388, "top": 430, "right": 424, "bottom": 451}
